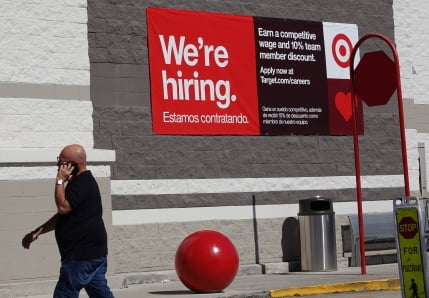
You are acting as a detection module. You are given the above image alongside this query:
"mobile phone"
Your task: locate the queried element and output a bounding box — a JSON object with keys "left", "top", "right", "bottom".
{"left": 71, "top": 163, "right": 79, "bottom": 176}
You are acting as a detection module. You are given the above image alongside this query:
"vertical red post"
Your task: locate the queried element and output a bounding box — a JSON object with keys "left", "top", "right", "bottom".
{"left": 349, "top": 33, "right": 410, "bottom": 275}
{"left": 349, "top": 46, "right": 366, "bottom": 274}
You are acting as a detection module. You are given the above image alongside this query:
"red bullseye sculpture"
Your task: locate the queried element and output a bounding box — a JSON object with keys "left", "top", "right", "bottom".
{"left": 175, "top": 230, "right": 239, "bottom": 293}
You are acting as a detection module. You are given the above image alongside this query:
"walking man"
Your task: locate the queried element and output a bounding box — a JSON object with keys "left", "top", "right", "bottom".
{"left": 22, "top": 144, "right": 114, "bottom": 297}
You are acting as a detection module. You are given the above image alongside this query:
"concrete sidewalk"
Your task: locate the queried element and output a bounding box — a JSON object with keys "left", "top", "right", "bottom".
{"left": 114, "top": 263, "right": 401, "bottom": 298}
{"left": 4, "top": 263, "right": 401, "bottom": 298}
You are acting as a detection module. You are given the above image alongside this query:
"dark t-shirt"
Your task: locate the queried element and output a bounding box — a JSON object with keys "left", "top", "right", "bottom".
{"left": 55, "top": 170, "right": 108, "bottom": 261}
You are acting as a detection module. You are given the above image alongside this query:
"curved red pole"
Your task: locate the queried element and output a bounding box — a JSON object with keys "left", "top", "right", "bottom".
{"left": 349, "top": 38, "right": 366, "bottom": 275}
{"left": 349, "top": 33, "right": 410, "bottom": 275}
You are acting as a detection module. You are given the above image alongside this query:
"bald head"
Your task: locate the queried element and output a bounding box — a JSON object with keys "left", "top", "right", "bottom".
{"left": 59, "top": 144, "right": 87, "bottom": 169}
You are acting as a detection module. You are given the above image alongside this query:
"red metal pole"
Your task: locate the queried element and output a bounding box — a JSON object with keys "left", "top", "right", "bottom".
{"left": 388, "top": 40, "right": 410, "bottom": 196}
{"left": 350, "top": 42, "right": 366, "bottom": 274}
{"left": 352, "top": 33, "right": 410, "bottom": 195}
{"left": 349, "top": 33, "right": 410, "bottom": 275}
{"left": 350, "top": 77, "right": 366, "bottom": 274}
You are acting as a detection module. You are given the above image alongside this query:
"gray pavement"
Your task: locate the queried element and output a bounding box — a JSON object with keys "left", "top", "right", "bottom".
{"left": 113, "top": 263, "right": 401, "bottom": 298}
{"left": 8, "top": 263, "right": 401, "bottom": 298}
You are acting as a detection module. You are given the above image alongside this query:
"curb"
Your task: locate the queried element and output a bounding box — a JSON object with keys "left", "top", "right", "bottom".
{"left": 269, "top": 278, "right": 400, "bottom": 297}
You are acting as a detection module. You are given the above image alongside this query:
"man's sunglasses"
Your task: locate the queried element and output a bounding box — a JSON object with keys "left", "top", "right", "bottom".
{"left": 56, "top": 157, "right": 77, "bottom": 166}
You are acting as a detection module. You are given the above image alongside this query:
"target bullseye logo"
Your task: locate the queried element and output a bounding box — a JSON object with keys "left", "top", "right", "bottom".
{"left": 332, "top": 33, "right": 353, "bottom": 68}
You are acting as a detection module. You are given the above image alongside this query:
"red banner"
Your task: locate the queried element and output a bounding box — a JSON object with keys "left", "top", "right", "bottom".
{"left": 147, "top": 7, "right": 363, "bottom": 135}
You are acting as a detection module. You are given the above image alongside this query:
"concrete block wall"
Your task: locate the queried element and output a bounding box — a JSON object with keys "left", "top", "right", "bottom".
{"left": 0, "top": 0, "right": 93, "bottom": 149}
{"left": 0, "top": 177, "right": 113, "bottom": 283}
{"left": 112, "top": 218, "right": 287, "bottom": 274}
{"left": 0, "top": 180, "right": 59, "bottom": 282}
{"left": 111, "top": 215, "right": 353, "bottom": 274}
{"left": 1, "top": 0, "right": 429, "bottom": 291}
{"left": 0, "top": 0, "right": 116, "bottom": 286}
{"left": 0, "top": 0, "right": 89, "bottom": 86}
{"left": 0, "top": 98, "right": 93, "bottom": 148}
{"left": 394, "top": 0, "right": 429, "bottom": 106}
{"left": 394, "top": 0, "right": 429, "bottom": 195}
{"left": 87, "top": 0, "right": 410, "bottom": 275}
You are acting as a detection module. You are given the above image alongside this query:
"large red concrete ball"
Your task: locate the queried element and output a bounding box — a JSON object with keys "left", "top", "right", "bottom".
{"left": 175, "top": 230, "right": 239, "bottom": 293}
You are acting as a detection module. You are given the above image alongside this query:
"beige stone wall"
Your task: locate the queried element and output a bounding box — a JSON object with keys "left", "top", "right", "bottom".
{"left": 112, "top": 218, "right": 295, "bottom": 274}
{"left": 0, "top": 177, "right": 113, "bottom": 283}
{"left": 1, "top": 179, "right": 59, "bottom": 282}
{"left": 111, "top": 214, "right": 355, "bottom": 274}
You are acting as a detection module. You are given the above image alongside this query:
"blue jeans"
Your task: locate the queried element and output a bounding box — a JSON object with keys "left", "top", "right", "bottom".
{"left": 53, "top": 257, "right": 114, "bottom": 298}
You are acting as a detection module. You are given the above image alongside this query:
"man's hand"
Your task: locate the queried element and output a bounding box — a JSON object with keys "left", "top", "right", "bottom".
{"left": 22, "top": 227, "right": 42, "bottom": 249}
{"left": 57, "top": 162, "right": 75, "bottom": 182}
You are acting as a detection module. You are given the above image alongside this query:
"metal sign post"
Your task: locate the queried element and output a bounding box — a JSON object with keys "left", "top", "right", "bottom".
{"left": 350, "top": 33, "right": 410, "bottom": 275}
{"left": 394, "top": 197, "right": 429, "bottom": 298}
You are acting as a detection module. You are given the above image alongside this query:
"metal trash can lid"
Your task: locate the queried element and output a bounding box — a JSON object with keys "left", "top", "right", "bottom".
{"left": 298, "top": 196, "right": 334, "bottom": 215}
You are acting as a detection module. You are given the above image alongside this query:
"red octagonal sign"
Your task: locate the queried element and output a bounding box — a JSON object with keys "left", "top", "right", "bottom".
{"left": 355, "top": 50, "right": 397, "bottom": 107}
{"left": 398, "top": 216, "right": 418, "bottom": 239}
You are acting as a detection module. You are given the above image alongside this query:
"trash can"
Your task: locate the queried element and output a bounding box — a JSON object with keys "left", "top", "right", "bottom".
{"left": 298, "top": 196, "right": 337, "bottom": 271}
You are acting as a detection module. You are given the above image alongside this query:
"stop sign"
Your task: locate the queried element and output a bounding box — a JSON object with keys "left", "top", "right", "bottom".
{"left": 355, "top": 50, "right": 396, "bottom": 107}
{"left": 398, "top": 216, "right": 418, "bottom": 239}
